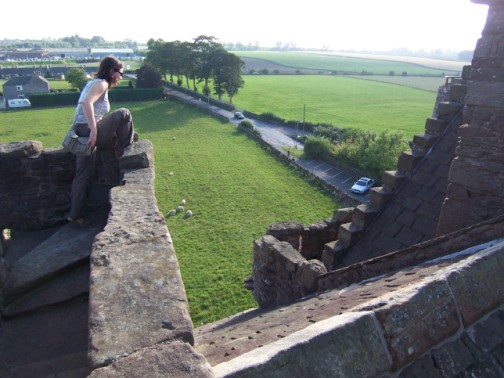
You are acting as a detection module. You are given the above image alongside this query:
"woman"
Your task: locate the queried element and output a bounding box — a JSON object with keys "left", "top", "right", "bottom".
{"left": 67, "top": 56, "right": 134, "bottom": 226}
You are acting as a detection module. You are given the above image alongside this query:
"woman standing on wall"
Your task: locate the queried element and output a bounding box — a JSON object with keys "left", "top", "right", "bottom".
{"left": 67, "top": 56, "right": 135, "bottom": 226}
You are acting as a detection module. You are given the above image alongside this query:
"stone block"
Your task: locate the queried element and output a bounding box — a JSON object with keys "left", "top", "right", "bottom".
{"left": 212, "top": 312, "right": 391, "bottom": 378}
{"left": 298, "top": 260, "right": 327, "bottom": 294}
{"left": 425, "top": 118, "right": 449, "bottom": 136}
{"left": 440, "top": 241, "right": 504, "bottom": 327}
{"left": 330, "top": 207, "right": 354, "bottom": 223}
{"left": 436, "top": 102, "right": 463, "bottom": 118}
{"left": 119, "top": 140, "right": 152, "bottom": 169}
{"left": 449, "top": 84, "right": 467, "bottom": 101}
{"left": 322, "top": 240, "right": 350, "bottom": 271}
{"left": 382, "top": 171, "right": 406, "bottom": 191}
{"left": 355, "top": 279, "right": 461, "bottom": 371}
{"left": 88, "top": 341, "right": 214, "bottom": 378}
{"left": 352, "top": 204, "right": 378, "bottom": 229}
{"left": 466, "top": 81, "right": 504, "bottom": 108}
{"left": 369, "top": 187, "right": 393, "bottom": 209}
{"left": 337, "top": 222, "right": 364, "bottom": 248}
{"left": 397, "top": 151, "right": 423, "bottom": 175}
{"left": 412, "top": 133, "right": 437, "bottom": 152}
{"left": 0, "top": 141, "right": 43, "bottom": 158}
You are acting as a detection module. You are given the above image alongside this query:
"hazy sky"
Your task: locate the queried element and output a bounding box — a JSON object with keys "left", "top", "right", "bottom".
{"left": 3, "top": 0, "right": 489, "bottom": 52}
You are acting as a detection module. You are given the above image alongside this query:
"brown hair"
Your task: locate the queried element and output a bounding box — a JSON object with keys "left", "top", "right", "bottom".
{"left": 95, "top": 56, "right": 123, "bottom": 88}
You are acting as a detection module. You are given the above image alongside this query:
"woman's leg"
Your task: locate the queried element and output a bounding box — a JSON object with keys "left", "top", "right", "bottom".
{"left": 68, "top": 151, "right": 96, "bottom": 220}
{"left": 96, "top": 108, "right": 134, "bottom": 156}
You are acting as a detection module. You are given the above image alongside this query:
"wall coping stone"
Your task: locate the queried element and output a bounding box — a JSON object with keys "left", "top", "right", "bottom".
{"left": 213, "top": 239, "right": 504, "bottom": 376}
{"left": 88, "top": 140, "right": 195, "bottom": 371}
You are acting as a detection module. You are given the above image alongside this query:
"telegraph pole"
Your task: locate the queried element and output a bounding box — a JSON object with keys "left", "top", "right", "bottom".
{"left": 302, "top": 104, "right": 306, "bottom": 135}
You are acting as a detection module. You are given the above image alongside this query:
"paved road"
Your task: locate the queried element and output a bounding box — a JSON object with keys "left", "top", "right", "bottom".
{"left": 166, "top": 87, "right": 369, "bottom": 203}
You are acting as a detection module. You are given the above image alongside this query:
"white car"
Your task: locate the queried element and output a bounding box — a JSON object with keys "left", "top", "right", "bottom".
{"left": 234, "top": 112, "right": 245, "bottom": 119}
{"left": 351, "top": 177, "right": 375, "bottom": 194}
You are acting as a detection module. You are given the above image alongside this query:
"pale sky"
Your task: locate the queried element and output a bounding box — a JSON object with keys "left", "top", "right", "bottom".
{"left": 2, "top": 0, "right": 489, "bottom": 52}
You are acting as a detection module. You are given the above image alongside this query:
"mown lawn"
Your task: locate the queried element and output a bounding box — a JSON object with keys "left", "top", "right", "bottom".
{"left": 0, "top": 101, "right": 340, "bottom": 325}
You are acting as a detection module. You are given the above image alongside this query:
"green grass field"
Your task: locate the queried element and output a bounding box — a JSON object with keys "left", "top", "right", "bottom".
{"left": 232, "top": 75, "right": 436, "bottom": 140}
{"left": 0, "top": 101, "right": 340, "bottom": 325}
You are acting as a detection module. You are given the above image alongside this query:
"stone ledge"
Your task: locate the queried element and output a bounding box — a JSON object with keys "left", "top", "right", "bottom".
{"left": 88, "top": 140, "right": 194, "bottom": 370}
{"left": 212, "top": 311, "right": 392, "bottom": 378}
{"left": 88, "top": 341, "right": 214, "bottom": 378}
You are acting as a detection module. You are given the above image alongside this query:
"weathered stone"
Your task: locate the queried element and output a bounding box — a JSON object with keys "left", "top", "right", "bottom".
{"left": 88, "top": 341, "right": 214, "bottom": 378}
{"left": 397, "top": 151, "right": 423, "bottom": 175}
{"left": 425, "top": 118, "right": 449, "bottom": 136}
{"left": 89, "top": 218, "right": 192, "bottom": 368}
{"left": 352, "top": 204, "right": 378, "bottom": 229}
{"left": 119, "top": 140, "right": 152, "bottom": 169}
{"left": 440, "top": 241, "right": 504, "bottom": 327}
{"left": 382, "top": 170, "right": 407, "bottom": 191}
{"left": 330, "top": 207, "right": 354, "bottom": 223}
{"left": 265, "top": 221, "right": 304, "bottom": 251}
{"left": 369, "top": 187, "right": 393, "bottom": 209}
{"left": 3, "top": 264, "right": 90, "bottom": 317}
{"left": 252, "top": 235, "right": 309, "bottom": 308}
{"left": 212, "top": 312, "right": 391, "bottom": 378}
{"left": 355, "top": 279, "right": 461, "bottom": 371}
{"left": 337, "top": 222, "right": 364, "bottom": 247}
{"left": 298, "top": 259, "right": 327, "bottom": 294}
{"left": 4, "top": 221, "right": 102, "bottom": 302}
{"left": 0, "top": 141, "right": 42, "bottom": 158}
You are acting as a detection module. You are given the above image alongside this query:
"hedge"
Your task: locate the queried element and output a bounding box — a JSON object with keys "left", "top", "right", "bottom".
{"left": 29, "top": 88, "right": 164, "bottom": 108}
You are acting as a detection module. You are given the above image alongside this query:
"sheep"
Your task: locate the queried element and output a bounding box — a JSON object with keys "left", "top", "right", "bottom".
{"left": 168, "top": 172, "right": 174, "bottom": 176}
{"left": 166, "top": 209, "right": 176, "bottom": 217}
{"left": 176, "top": 205, "right": 184, "bottom": 213}
{"left": 185, "top": 210, "right": 193, "bottom": 218}
{"left": 180, "top": 199, "right": 186, "bottom": 205}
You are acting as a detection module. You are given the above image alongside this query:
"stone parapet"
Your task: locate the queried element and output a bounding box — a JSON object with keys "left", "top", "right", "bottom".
{"left": 212, "top": 238, "right": 504, "bottom": 377}
{"left": 87, "top": 141, "right": 208, "bottom": 376}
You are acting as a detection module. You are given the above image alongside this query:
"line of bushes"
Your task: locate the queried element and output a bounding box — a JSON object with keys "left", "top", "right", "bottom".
{"left": 242, "top": 111, "right": 407, "bottom": 180}
{"left": 29, "top": 88, "right": 164, "bottom": 108}
{"left": 304, "top": 128, "right": 407, "bottom": 179}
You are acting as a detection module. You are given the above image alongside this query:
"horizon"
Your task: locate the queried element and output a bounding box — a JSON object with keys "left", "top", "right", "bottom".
{"left": 2, "top": 0, "right": 489, "bottom": 52}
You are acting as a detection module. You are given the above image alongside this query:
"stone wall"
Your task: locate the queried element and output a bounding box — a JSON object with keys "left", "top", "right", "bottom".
{"left": 0, "top": 141, "right": 74, "bottom": 231}
{"left": 251, "top": 208, "right": 353, "bottom": 308}
{"left": 438, "top": 0, "right": 504, "bottom": 234}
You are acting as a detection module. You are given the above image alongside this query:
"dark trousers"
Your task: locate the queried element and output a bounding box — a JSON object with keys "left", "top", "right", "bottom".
{"left": 68, "top": 108, "right": 134, "bottom": 219}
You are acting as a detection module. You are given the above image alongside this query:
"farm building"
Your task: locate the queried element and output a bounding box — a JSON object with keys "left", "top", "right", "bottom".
{"left": 2, "top": 75, "right": 50, "bottom": 107}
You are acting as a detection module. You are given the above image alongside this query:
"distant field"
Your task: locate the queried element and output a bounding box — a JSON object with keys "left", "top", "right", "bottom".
{"left": 307, "top": 51, "right": 469, "bottom": 71}
{"left": 232, "top": 75, "right": 436, "bottom": 140}
{"left": 236, "top": 51, "right": 462, "bottom": 76}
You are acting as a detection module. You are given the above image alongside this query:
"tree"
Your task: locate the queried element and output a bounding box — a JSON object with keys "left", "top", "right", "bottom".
{"left": 136, "top": 63, "right": 162, "bottom": 88}
{"left": 207, "top": 49, "right": 244, "bottom": 103}
{"left": 66, "top": 68, "right": 88, "bottom": 90}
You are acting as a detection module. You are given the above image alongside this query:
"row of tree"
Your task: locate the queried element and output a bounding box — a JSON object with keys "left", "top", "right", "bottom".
{"left": 0, "top": 35, "right": 139, "bottom": 49}
{"left": 145, "top": 35, "right": 244, "bottom": 104}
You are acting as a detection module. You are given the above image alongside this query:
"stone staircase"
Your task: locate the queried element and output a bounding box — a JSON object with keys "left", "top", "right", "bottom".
{"left": 0, "top": 200, "right": 109, "bottom": 377}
